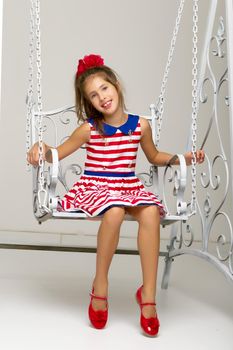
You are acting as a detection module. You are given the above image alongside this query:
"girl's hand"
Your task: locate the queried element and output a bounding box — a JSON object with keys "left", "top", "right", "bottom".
{"left": 27, "top": 142, "right": 48, "bottom": 166}
{"left": 184, "top": 149, "right": 205, "bottom": 166}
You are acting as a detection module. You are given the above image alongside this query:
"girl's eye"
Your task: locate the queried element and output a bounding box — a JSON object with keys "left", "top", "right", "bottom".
{"left": 90, "top": 94, "right": 96, "bottom": 99}
{"left": 102, "top": 86, "right": 108, "bottom": 91}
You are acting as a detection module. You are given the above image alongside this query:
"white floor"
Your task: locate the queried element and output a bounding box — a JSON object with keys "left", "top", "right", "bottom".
{"left": 0, "top": 246, "right": 232, "bottom": 350}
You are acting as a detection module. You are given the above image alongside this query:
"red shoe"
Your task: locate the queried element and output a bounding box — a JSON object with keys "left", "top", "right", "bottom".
{"left": 88, "top": 288, "right": 108, "bottom": 329}
{"left": 135, "top": 285, "right": 160, "bottom": 337}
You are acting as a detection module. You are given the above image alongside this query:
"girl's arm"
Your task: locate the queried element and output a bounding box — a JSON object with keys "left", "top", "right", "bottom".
{"left": 27, "top": 122, "right": 90, "bottom": 166}
{"left": 140, "top": 117, "right": 204, "bottom": 166}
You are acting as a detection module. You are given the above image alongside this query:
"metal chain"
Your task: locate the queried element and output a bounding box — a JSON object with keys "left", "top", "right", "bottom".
{"left": 190, "top": 0, "right": 199, "bottom": 214}
{"left": 35, "top": 0, "right": 49, "bottom": 211}
{"left": 26, "top": 0, "right": 35, "bottom": 171}
{"left": 154, "top": 0, "right": 186, "bottom": 147}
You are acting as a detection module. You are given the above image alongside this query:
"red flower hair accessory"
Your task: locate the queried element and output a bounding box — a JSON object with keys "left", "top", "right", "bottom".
{"left": 76, "top": 54, "right": 104, "bottom": 77}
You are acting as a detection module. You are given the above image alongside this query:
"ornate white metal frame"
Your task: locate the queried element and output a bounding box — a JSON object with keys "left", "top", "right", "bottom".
{"left": 162, "top": 0, "right": 233, "bottom": 287}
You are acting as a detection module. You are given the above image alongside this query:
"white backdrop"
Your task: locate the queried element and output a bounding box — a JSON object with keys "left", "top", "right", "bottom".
{"left": 0, "top": 0, "right": 230, "bottom": 248}
{"left": 0, "top": 0, "right": 2, "bottom": 115}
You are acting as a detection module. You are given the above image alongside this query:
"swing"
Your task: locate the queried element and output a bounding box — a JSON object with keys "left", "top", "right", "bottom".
{"left": 26, "top": 0, "right": 198, "bottom": 226}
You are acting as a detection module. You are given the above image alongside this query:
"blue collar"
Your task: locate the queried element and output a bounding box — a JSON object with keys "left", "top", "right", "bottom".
{"left": 88, "top": 114, "right": 139, "bottom": 136}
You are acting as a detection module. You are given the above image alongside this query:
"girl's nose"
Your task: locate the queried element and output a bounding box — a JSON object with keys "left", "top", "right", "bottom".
{"left": 99, "top": 93, "right": 106, "bottom": 102}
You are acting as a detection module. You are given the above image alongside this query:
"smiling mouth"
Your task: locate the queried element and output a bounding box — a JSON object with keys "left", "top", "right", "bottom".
{"left": 102, "top": 101, "right": 112, "bottom": 109}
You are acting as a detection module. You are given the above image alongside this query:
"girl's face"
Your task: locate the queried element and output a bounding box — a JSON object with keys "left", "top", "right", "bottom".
{"left": 84, "top": 75, "right": 121, "bottom": 117}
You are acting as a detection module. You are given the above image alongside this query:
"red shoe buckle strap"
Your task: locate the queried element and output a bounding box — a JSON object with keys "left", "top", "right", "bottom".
{"left": 140, "top": 302, "right": 156, "bottom": 307}
{"left": 89, "top": 292, "right": 108, "bottom": 301}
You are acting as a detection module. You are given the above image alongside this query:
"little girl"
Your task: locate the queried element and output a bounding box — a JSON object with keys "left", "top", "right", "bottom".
{"left": 27, "top": 54, "right": 204, "bottom": 337}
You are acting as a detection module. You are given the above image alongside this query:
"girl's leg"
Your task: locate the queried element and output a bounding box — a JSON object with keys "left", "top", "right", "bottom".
{"left": 91, "top": 206, "right": 125, "bottom": 310}
{"left": 126, "top": 205, "right": 160, "bottom": 318}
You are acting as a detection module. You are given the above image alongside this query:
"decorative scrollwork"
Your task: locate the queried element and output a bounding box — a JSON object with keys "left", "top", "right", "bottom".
{"left": 210, "top": 212, "right": 233, "bottom": 262}
{"left": 137, "top": 169, "right": 153, "bottom": 187}
{"left": 173, "top": 169, "right": 181, "bottom": 196}
{"left": 58, "top": 163, "right": 82, "bottom": 192}
{"left": 200, "top": 154, "right": 225, "bottom": 191}
{"left": 200, "top": 76, "right": 215, "bottom": 104}
{"left": 212, "top": 16, "right": 225, "bottom": 58}
{"left": 162, "top": 165, "right": 176, "bottom": 211}
{"left": 172, "top": 221, "right": 195, "bottom": 250}
{"left": 165, "top": 15, "right": 233, "bottom": 282}
{"left": 162, "top": 156, "right": 186, "bottom": 215}
{"left": 39, "top": 115, "right": 57, "bottom": 146}
{"left": 59, "top": 109, "right": 76, "bottom": 125}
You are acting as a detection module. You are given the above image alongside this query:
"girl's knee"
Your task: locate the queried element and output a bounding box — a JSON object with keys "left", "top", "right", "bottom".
{"left": 138, "top": 206, "right": 160, "bottom": 225}
{"left": 147, "top": 205, "right": 160, "bottom": 217}
{"left": 103, "top": 206, "right": 125, "bottom": 225}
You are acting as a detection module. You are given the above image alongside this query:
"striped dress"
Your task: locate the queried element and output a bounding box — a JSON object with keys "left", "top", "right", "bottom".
{"left": 60, "top": 114, "right": 166, "bottom": 217}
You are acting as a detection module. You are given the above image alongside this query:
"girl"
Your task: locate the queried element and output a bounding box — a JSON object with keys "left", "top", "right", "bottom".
{"left": 27, "top": 54, "right": 205, "bottom": 337}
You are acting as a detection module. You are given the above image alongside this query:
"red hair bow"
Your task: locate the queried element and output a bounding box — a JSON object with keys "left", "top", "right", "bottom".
{"left": 77, "top": 54, "right": 104, "bottom": 77}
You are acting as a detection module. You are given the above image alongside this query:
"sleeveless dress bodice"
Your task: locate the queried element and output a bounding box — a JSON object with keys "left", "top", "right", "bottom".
{"left": 60, "top": 114, "right": 165, "bottom": 217}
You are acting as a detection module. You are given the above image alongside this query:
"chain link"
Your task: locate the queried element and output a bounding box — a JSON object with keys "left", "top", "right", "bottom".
{"left": 190, "top": 0, "right": 199, "bottom": 214}
{"left": 154, "top": 0, "right": 186, "bottom": 147}
{"left": 35, "top": 0, "right": 49, "bottom": 210}
{"left": 26, "top": 0, "right": 35, "bottom": 171}
{"left": 26, "top": 0, "right": 49, "bottom": 211}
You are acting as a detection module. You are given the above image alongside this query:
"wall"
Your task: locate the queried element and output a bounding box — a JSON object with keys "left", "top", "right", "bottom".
{"left": 0, "top": 0, "right": 2, "bottom": 116}
{"left": 0, "top": 0, "right": 231, "bottom": 249}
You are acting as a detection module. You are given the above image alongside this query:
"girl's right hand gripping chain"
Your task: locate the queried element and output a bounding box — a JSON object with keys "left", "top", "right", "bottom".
{"left": 27, "top": 142, "right": 49, "bottom": 166}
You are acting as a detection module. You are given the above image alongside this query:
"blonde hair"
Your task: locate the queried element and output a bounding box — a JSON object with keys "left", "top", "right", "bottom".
{"left": 74, "top": 66, "right": 126, "bottom": 134}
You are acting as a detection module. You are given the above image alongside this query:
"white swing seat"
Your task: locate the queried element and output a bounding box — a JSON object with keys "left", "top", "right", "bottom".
{"left": 35, "top": 206, "right": 188, "bottom": 226}
{"left": 31, "top": 107, "right": 189, "bottom": 226}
